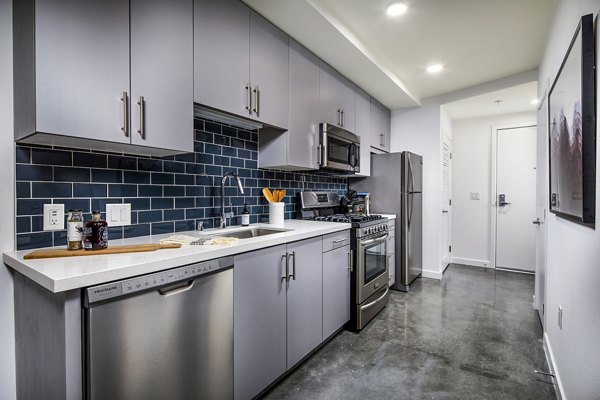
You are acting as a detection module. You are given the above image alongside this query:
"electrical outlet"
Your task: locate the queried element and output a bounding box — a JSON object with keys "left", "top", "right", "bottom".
{"left": 558, "top": 305, "right": 563, "bottom": 330}
{"left": 106, "top": 203, "right": 131, "bottom": 226}
{"left": 43, "top": 204, "right": 64, "bottom": 231}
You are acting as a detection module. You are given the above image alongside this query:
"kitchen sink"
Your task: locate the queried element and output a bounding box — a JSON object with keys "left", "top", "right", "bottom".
{"left": 212, "top": 227, "right": 291, "bottom": 239}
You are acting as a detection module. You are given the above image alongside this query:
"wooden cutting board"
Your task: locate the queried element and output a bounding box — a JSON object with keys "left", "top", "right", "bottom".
{"left": 23, "top": 243, "right": 182, "bottom": 260}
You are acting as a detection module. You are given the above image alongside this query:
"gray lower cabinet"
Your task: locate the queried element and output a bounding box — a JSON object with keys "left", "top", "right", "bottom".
{"left": 355, "top": 87, "right": 372, "bottom": 176}
{"left": 370, "top": 98, "right": 391, "bottom": 152}
{"left": 320, "top": 62, "right": 356, "bottom": 133}
{"left": 258, "top": 39, "right": 320, "bottom": 170}
{"left": 14, "top": 0, "right": 193, "bottom": 155}
{"left": 234, "top": 237, "right": 323, "bottom": 400}
{"left": 194, "top": 0, "right": 289, "bottom": 129}
{"left": 322, "top": 244, "right": 351, "bottom": 339}
{"left": 388, "top": 220, "right": 396, "bottom": 286}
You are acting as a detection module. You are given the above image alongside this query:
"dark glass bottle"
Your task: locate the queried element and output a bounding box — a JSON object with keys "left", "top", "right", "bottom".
{"left": 84, "top": 211, "right": 108, "bottom": 250}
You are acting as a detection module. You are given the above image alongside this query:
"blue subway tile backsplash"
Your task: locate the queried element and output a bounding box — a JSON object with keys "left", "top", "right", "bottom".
{"left": 15, "top": 119, "right": 348, "bottom": 250}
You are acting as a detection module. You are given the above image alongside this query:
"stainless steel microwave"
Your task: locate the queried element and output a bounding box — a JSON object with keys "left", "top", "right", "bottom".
{"left": 318, "top": 123, "right": 360, "bottom": 173}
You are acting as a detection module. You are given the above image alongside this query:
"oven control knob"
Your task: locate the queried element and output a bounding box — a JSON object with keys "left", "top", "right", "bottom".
{"left": 363, "top": 228, "right": 368, "bottom": 235}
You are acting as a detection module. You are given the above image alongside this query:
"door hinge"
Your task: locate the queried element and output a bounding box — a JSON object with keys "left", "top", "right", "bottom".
{"left": 449, "top": 152, "right": 452, "bottom": 160}
{"left": 449, "top": 245, "right": 452, "bottom": 252}
{"left": 449, "top": 199, "right": 452, "bottom": 206}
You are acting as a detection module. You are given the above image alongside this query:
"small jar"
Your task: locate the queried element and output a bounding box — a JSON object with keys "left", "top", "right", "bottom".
{"left": 67, "top": 209, "right": 83, "bottom": 250}
{"left": 83, "top": 211, "right": 108, "bottom": 250}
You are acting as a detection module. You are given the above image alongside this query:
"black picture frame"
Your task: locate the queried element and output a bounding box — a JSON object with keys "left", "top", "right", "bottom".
{"left": 548, "top": 13, "right": 596, "bottom": 227}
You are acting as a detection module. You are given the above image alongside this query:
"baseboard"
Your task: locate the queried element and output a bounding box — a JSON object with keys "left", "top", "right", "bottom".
{"left": 544, "top": 332, "right": 565, "bottom": 400}
{"left": 421, "top": 269, "right": 442, "bottom": 280}
{"left": 451, "top": 257, "right": 492, "bottom": 268}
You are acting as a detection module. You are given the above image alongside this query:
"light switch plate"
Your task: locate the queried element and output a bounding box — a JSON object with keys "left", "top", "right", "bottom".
{"left": 106, "top": 203, "right": 131, "bottom": 226}
{"left": 43, "top": 204, "right": 64, "bottom": 231}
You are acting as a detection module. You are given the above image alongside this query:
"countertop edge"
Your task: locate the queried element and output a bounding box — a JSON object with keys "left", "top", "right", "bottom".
{"left": 4, "top": 222, "right": 351, "bottom": 293}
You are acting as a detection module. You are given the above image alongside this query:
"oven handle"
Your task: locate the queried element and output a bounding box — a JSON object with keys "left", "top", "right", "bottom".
{"left": 360, "top": 233, "right": 389, "bottom": 246}
{"left": 360, "top": 287, "right": 389, "bottom": 311}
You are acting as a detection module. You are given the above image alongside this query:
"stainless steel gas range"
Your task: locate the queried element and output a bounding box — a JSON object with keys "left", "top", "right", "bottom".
{"left": 298, "top": 191, "right": 390, "bottom": 330}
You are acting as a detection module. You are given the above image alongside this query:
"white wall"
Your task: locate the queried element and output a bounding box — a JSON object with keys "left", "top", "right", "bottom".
{"left": 451, "top": 111, "right": 536, "bottom": 267}
{"left": 537, "top": 1, "right": 600, "bottom": 399}
{"left": 391, "top": 100, "right": 443, "bottom": 278}
{"left": 0, "top": 0, "right": 17, "bottom": 398}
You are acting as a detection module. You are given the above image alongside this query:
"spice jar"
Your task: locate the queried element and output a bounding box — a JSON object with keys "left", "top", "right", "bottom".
{"left": 83, "top": 211, "right": 108, "bottom": 250}
{"left": 67, "top": 209, "right": 83, "bottom": 250}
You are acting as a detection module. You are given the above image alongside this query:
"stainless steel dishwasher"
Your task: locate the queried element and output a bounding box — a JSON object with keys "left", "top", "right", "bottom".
{"left": 83, "top": 256, "right": 233, "bottom": 400}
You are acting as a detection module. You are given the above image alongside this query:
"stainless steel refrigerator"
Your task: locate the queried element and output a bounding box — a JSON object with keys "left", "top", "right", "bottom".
{"left": 350, "top": 151, "right": 423, "bottom": 291}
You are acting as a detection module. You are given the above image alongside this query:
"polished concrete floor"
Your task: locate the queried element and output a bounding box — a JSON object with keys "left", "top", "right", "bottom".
{"left": 263, "top": 264, "right": 556, "bottom": 400}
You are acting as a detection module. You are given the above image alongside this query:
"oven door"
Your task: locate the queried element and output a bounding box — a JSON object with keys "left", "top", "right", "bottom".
{"left": 357, "top": 232, "right": 389, "bottom": 303}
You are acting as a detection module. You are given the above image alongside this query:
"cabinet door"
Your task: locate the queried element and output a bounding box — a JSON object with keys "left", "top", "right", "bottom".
{"left": 130, "top": 0, "right": 193, "bottom": 152}
{"left": 388, "top": 221, "right": 396, "bottom": 286}
{"left": 286, "top": 237, "right": 323, "bottom": 369}
{"left": 287, "top": 40, "right": 320, "bottom": 169}
{"left": 35, "top": 0, "right": 130, "bottom": 143}
{"left": 370, "top": 98, "right": 383, "bottom": 150}
{"left": 234, "top": 245, "right": 287, "bottom": 400}
{"left": 381, "top": 104, "right": 391, "bottom": 152}
{"left": 249, "top": 11, "right": 289, "bottom": 129}
{"left": 194, "top": 0, "right": 250, "bottom": 118}
{"left": 320, "top": 63, "right": 356, "bottom": 132}
{"left": 355, "top": 87, "right": 371, "bottom": 176}
{"left": 322, "top": 245, "right": 351, "bottom": 339}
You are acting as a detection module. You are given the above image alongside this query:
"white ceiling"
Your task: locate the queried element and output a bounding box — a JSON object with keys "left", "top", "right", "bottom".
{"left": 442, "top": 81, "right": 539, "bottom": 120}
{"left": 243, "top": 0, "right": 555, "bottom": 113}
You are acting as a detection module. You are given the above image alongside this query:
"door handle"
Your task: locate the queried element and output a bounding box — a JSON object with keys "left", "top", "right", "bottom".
{"left": 532, "top": 218, "right": 542, "bottom": 225}
{"left": 348, "top": 249, "right": 354, "bottom": 273}
{"left": 252, "top": 86, "right": 260, "bottom": 116}
{"left": 137, "top": 96, "right": 145, "bottom": 139}
{"left": 442, "top": 210, "right": 449, "bottom": 214}
{"left": 340, "top": 109, "right": 344, "bottom": 126}
{"left": 158, "top": 280, "right": 194, "bottom": 296}
{"left": 498, "top": 194, "right": 511, "bottom": 207}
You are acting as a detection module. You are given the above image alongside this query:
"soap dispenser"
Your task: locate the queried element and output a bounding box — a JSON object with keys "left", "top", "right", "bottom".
{"left": 241, "top": 204, "right": 250, "bottom": 226}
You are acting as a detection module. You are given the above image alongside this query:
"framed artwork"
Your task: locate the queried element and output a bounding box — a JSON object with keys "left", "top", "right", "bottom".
{"left": 548, "top": 13, "right": 596, "bottom": 227}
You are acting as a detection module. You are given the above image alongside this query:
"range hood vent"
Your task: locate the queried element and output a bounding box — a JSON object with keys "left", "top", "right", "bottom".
{"left": 194, "top": 104, "right": 263, "bottom": 131}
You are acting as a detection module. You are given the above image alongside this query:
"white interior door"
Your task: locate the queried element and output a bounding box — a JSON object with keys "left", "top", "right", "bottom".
{"left": 534, "top": 98, "right": 548, "bottom": 327}
{"left": 496, "top": 126, "right": 537, "bottom": 271}
{"left": 441, "top": 133, "right": 452, "bottom": 268}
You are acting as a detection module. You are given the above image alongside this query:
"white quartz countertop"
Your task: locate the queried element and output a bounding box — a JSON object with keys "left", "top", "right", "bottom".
{"left": 3, "top": 220, "right": 350, "bottom": 293}
{"left": 378, "top": 213, "right": 397, "bottom": 220}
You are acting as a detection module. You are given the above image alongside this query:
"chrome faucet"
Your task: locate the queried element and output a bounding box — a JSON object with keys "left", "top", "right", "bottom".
{"left": 220, "top": 172, "right": 245, "bottom": 228}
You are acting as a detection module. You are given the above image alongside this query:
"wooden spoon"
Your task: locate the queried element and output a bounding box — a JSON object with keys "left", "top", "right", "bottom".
{"left": 262, "top": 187, "right": 274, "bottom": 203}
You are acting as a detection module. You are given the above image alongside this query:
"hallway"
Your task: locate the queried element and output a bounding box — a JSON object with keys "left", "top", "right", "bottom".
{"left": 264, "top": 265, "right": 556, "bottom": 399}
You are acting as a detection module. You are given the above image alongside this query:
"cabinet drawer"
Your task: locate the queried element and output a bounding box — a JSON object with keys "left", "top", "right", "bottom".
{"left": 322, "top": 230, "right": 351, "bottom": 252}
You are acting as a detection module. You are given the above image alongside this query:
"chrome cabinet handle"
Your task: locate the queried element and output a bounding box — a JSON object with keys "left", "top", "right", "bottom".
{"left": 287, "top": 251, "right": 296, "bottom": 281}
{"left": 281, "top": 254, "right": 288, "bottom": 283}
{"left": 340, "top": 109, "right": 344, "bottom": 126}
{"left": 137, "top": 96, "right": 145, "bottom": 139}
{"left": 121, "top": 91, "right": 129, "bottom": 137}
{"left": 348, "top": 249, "right": 353, "bottom": 273}
{"left": 252, "top": 86, "right": 259, "bottom": 116}
{"left": 332, "top": 238, "right": 348, "bottom": 244}
{"left": 337, "top": 109, "right": 341, "bottom": 126}
{"left": 245, "top": 83, "right": 252, "bottom": 112}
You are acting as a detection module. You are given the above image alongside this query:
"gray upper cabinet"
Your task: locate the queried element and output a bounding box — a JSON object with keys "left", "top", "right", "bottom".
{"left": 194, "top": 0, "right": 289, "bottom": 129}
{"left": 234, "top": 245, "right": 287, "bottom": 400}
{"left": 286, "top": 237, "right": 323, "bottom": 369}
{"left": 194, "top": 0, "right": 250, "bottom": 119}
{"left": 130, "top": 0, "right": 193, "bottom": 152}
{"left": 249, "top": 11, "right": 289, "bottom": 129}
{"left": 258, "top": 39, "right": 319, "bottom": 170}
{"left": 320, "top": 62, "right": 356, "bottom": 133}
{"left": 370, "top": 98, "right": 391, "bottom": 152}
{"left": 14, "top": 0, "right": 193, "bottom": 156}
{"left": 15, "top": 0, "right": 130, "bottom": 145}
{"left": 355, "top": 87, "right": 371, "bottom": 176}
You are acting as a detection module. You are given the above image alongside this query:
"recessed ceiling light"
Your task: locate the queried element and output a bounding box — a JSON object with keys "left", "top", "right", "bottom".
{"left": 426, "top": 64, "right": 443, "bottom": 74}
{"left": 531, "top": 98, "right": 539, "bottom": 105}
{"left": 386, "top": 2, "right": 407, "bottom": 16}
